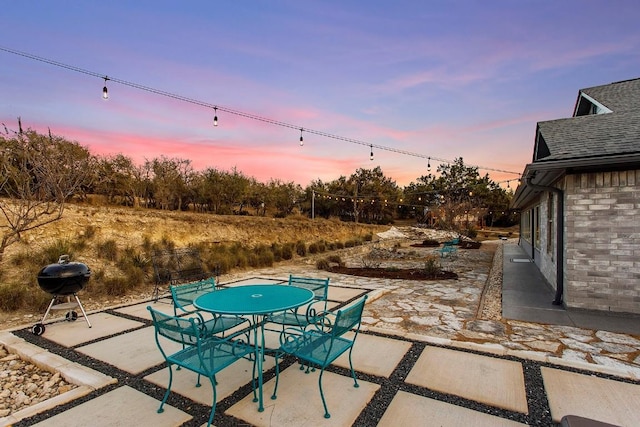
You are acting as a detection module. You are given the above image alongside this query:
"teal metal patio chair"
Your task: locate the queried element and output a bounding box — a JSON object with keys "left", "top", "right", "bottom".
{"left": 170, "top": 278, "right": 250, "bottom": 337}
{"left": 271, "top": 295, "right": 368, "bottom": 419}
{"left": 268, "top": 275, "right": 330, "bottom": 329}
{"left": 147, "top": 306, "right": 254, "bottom": 427}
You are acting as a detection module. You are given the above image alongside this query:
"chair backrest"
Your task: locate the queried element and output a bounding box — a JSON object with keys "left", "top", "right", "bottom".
{"left": 332, "top": 295, "right": 368, "bottom": 338}
{"left": 148, "top": 305, "right": 202, "bottom": 347}
{"left": 170, "top": 277, "right": 216, "bottom": 314}
{"left": 288, "top": 275, "right": 330, "bottom": 301}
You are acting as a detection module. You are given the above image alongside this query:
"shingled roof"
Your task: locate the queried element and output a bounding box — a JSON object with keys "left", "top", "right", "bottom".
{"left": 512, "top": 78, "right": 640, "bottom": 208}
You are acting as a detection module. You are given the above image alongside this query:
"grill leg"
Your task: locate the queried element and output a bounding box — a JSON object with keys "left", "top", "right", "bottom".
{"left": 40, "top": 297, "right": 57, "bottom": 324}
{"left": 74, "top": 294, "right": 92, "bottom": 328}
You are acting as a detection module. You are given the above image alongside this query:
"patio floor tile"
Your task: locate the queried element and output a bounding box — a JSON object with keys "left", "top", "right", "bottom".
{"left": 226, "top": 364, "right": 379, "bottom": 426}
{"left": 76, "top": 327, "right": 181, "bottom": 374}
{"left": 31, "top": 385, "right": 191, "bottom": 427}
{"left": 378, "top": 390, "right": 527, "bottom": 426}
{"left": 38, "top": 312, "right": 144, "bottom": 347}
{"left": 542, "top": 366, "right": 640, "bottom": 425}
{"left": 406, "top": 346, "right": 528, "bottom": 413}
{"left": 334, "top": 332, "right": 411, "bottom": 378}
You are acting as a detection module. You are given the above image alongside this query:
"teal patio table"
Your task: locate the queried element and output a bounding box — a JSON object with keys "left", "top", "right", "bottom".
{"left": 194, "top": 284, "right": 314, "bottom": 412}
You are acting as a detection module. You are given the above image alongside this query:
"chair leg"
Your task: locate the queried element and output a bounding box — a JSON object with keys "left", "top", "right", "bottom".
{"left": 348, "top": 348, "right": 360, "bottom": 388}
{"left": 271, "top": 352, "right": 280, "bottom": 400}
{"left": 158, "top": 364, "right": 174, "bottom": 414}
{"left": 318, "top": 368, "right": 331, "bottom": 419}
{"left": 206, "top": 375, "right": 217, "bottom": 427}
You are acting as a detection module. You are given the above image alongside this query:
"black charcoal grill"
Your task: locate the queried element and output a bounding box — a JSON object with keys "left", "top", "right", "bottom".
{"left": 32, "top": 255, "right": 92, "bottom": 335}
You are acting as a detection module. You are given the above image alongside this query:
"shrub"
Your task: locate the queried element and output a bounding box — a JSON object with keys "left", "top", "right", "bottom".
{"left": 40, "top": 239, "right": 74, "bottom": 264}
{"left": 100, "top": 276, "right": 131, "bottom": 296}
{"left": 0, "top": 284, "right": 28, "bottom": 311}
{"left": 250, "top": 244, "right": 274, "bottom": 267}
{"left": 271, "top": 243, "right": 284, "bottom": 262}
{"left": 295, "top": 240, "right": 307, "bottom": 256}
{"left": 316, "top": 258, "right": 330, "bottom": 270}
{"left": 464, "top": 226, "right": 478, "bottom": 239}
{"left": 97, "top": 239, "right": 119, "bottom": 261}
{"left": 335, "top": 241, "right": 345, "bottom": 250}
{"left": 423, "top": 255, "right": 441, "bottom": 277}
{"left": 281, "top": 243, "right": 295, "bottom": 260}
{"left": 363, "top": 233, "right": 374, "bottom": 242}
{"left": 308, "top": 242, "right": 320, "bottom": 254}
{"left": 327, "top": 254, "right": 343, "bottom": 264}
{"left": 82, "top": 224, "right": 98, "bottom": 239}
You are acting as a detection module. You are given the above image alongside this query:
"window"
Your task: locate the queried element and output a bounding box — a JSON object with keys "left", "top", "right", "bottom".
{"left": 521, "top": 209, "right": 531, "bottom": 243}
{"left": 534, "top": 205, "right": 541, "bottom": 249}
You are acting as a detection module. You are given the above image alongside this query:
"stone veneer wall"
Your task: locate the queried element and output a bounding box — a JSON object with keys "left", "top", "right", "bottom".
{"left": 564, "top": 170, "right": 640, "bottom": 314}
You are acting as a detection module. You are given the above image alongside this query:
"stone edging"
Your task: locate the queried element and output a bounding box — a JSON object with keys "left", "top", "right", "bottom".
{"left": 0, "top": 332, "right": 117, "bottom": 427}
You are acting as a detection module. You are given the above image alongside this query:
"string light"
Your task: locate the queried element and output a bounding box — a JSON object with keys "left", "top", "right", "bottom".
{"left": 102, "top": 76, "right": 109, "bottom": 100}
{"left": 299, "top": 128, "right": 304, "bottom": 146}
{"left": 369, "top": 144, "right": 374, "bottom": 161}
{"left": 0, "top": 45, "right": 523, "bottom": 178}
{"left": 427, "top": 156, "right": 431, "bottom": 172}
{"left": 213, "top": 106, "right": 218, "bottom": 127}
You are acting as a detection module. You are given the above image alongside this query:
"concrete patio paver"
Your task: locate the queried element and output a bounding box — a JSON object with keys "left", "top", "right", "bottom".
{"left": 226, "top": 365, "right": 379, "bottom": 426}
{"left": 30, "top": 385, "right": 192, "bottom": 427}
{"left": 406, "top": 346, "right": 529, "bottom": 414}
{"left": 541, "top": 366, "right": 640, "bottom": 425}
{"left": 37, "top": 312, "right": 144, "bottom": 347}
{"left": 76, "top": 326, "right": 180, "bottom": 374}
{"left": 334, "top": 332, "right": 412, "bottom": 378}
{"left": 378, "top": 390, "right": 528, "bottom": 427}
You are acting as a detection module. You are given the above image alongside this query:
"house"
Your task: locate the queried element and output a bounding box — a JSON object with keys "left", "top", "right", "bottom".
{"left": 511, "top": 78, "right": 640, "bottom": 314}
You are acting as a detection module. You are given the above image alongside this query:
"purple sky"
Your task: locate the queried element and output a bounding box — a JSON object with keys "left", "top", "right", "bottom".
{"left": 1, "top": 1, "right": 639, "bottom": 187}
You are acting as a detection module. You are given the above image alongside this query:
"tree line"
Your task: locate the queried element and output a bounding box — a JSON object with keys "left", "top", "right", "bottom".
{"left": 0, "top": 127, "right": 514, "bottom": 259}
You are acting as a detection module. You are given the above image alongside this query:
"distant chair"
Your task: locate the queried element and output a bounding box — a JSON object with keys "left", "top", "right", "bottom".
{"left": 268, "top": 275, "right": 330, "bottom": 329}
{"left": 170, "top": 278, "right": 250, "bottom": 337}
{"left": 151, "top": 247, "right": 218, "bottom": 302}
{"left": 147, "top": 306, "right": 254, "bottom": 427}
{"left": 272, "top": 295, "right": 368, "bottom": 419}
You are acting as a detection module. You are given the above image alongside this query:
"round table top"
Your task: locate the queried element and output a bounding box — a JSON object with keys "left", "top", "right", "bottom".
{"left": 193, "top": 284, "right": 314, "bottom": 315}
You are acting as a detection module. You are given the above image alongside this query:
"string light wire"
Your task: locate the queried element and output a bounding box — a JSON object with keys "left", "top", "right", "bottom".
{"left": 0, "top": 45, "right": 521, "bottom": 177}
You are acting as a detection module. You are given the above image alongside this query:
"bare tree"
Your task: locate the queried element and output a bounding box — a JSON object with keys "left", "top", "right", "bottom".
{"left": 0, "top": 124, "right": 94, "bottom": 262}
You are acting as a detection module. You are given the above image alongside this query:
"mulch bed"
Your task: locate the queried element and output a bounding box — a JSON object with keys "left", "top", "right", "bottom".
{"left": 326, "top": 266, "right": 458, "bottom": 280}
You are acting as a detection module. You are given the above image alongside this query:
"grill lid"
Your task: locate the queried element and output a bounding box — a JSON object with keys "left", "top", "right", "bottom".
{"left": 37, "top": 255, "right": 91, "bottom": 280}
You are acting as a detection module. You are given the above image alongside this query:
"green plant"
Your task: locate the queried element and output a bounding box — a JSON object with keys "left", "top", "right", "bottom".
{"left": 423, "top": 255, "right": 441, "bottom": 277}
{"left": 40, "top": 239, "right": 74, "bottom": 264}
{"left": 0, "top": 284, "right": 28, "bottom": 311}
{"left": 316, "top": 258, "right": 330, "bottom": 270}
{"left": 82, "top": 224, "right": 98, "bottom": 239}
{"left": 97, "top": 239, "right": 119, "bottom": 261}
{"left": 281, "top": 243, "right": 295, "bottom": 260}
{"left": 295, "top": 240, "right": 307, "bottom": 256}
{"left": 327, "top": 254, "right": 342, "bottom": 264}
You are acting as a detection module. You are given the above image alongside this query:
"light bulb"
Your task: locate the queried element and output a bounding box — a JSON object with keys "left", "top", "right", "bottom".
{"left": 370, "top": 144, "right": 374, "bottom": 161}
{"left": 213, "top": 107, "right": 218, "bottom": 127}
{"left": 102, "top": 76, "right": 109, "bottom": 100}
{"left": 299, "top": 129, "right": 304, "bottom": 146}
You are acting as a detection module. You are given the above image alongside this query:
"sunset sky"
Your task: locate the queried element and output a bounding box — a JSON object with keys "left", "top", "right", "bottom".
{"left": 1, "top": 1, "right": 639, "bottom": 188}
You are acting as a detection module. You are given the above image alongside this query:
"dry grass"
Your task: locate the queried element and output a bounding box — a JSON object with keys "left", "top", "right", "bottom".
{"left": 0, "top": 203, "right": 387, "bottom": 319}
